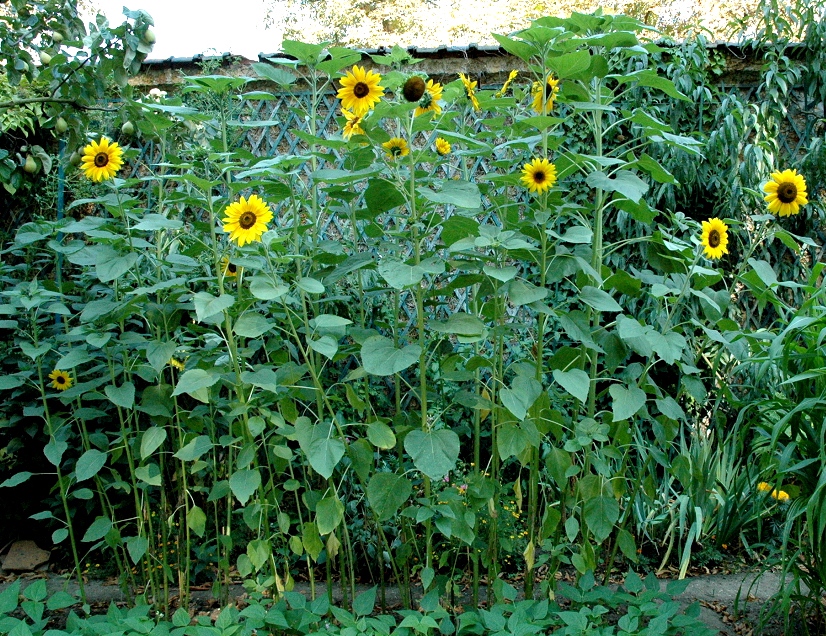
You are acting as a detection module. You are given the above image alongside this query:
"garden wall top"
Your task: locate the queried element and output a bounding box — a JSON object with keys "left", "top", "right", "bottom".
{"left": 128, "top": 41, "right": 785, "bottom": 94}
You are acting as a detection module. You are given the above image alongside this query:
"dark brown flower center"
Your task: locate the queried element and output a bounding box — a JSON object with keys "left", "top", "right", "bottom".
{"left": 403, "top": 76, "right": 425, "bottom": 102}
{"left": 239, "top": 211, "right": 257, "bottom": 229}
{"left": 228, "top": 263, "right": 237, "bottom": 273}
{"left": 545, "top": 81, "right": 557, "bottom": 98}
{"left": 353, "top": 82, "right": 370, "bottom": 98}
{"left": 533, "top": 170, "right": 546, "bottom": 184}
{"left": 708, "top": 230, "right": 720, "bottom": 248}
{"left": 390, "top": 145, "right": 403, "bottom": 156}
{"left": 55, "top": 375, "right": 66, "bottom": 384}
{"left": 94, "top": 152, "right": 109, "bottom": 167}
{"left": 777, "top": 181, "right": 797, "bottom": 203}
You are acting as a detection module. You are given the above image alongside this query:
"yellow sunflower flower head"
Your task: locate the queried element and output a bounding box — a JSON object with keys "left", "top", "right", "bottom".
{"left": 435, "top": 138, "right": 451, "bottom": 156}
{"left": 337, "top": 65, "right": 384, "bottom": 117}
{"left": 414, "top": 79, "right": 443, "bottom": 117}
{"left": 341, "top": 109, "right": 365, "bottom": 141}
{"left": 459, "top": 73, "right": 480, "bottom": 112}
{"left": 48, "top": 369, "right": 72, "bottom": 391}
{"left": 531, "top": 75, "right": 560, "bottom": 114}
{"left": 168, "top": 357, "right": 185, "bottom": 371}
{"left": 80, "top": 137, "right": 124, "bottom": 182}
{"left": 382, "top": 137, "right": 409, "bottom": 159}
{"left": 700, "top": 218, "right": 729, "bottom": 260}
{"left": 221, "top": 257, "right": 240, "bottom": 278}
{"left": 520, "top": 158, "right": 557, "bottom": 195}
{"left": 763, "top": 168, "right": 808, "bottom": 217}
{"left": 221, "top": 194, "right": 273, "bottom": 247}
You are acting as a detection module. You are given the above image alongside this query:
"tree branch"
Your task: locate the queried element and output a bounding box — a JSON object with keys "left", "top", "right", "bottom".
{"left": 0, "top": 97, "right": 117, "bottom": 111}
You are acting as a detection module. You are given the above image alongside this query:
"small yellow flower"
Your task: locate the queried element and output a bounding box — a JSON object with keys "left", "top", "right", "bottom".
{"left": 459, "top": 73, "right": 480, "bottom": 112}
{"left": 757, "top": 482, "right": 772, "bottom": 492}
{"left": 763, "top": 169, "right": 808, "bottom": 217}
{"left": 382, "top": 137, "right": 409, "bottom": 159}
{"left": 700, "top": 218, "right": 729, "bottom": 260}
{"left": 221, "top": 194, "right": 273, "bottom": 247}
{"left": 48, "top": 369, "right": 72, "bottom": 391}
{"left": 414, "top": 79, "right": 443, "bottom": 117}
{"left": 80, "top": 137, "right": 124, "bottom": 181}
{"left": 772, "top": 490, "right": 790, "bottom": 502}
{"left": 531, "top": 75, "right": 560, "bottom": 114}
{"left": 341, "top": 109, "right": 365, "bottom": 141}
{"left": 496, "top": 70, "right": 519, "bottom": 97}
{"left": 169, "top": 358, "right": 185, "bottom": 371}
{"left": 337, "top": 65, "right": 384, "bottom": 116}
{"left": 521, "top": 158, "right": 557, "bottom": 194}
{"left": 435, "top": 138, "right": 451, "bottom": 155}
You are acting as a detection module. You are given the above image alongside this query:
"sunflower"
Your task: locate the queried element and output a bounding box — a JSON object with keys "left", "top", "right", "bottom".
{"left": 382, "top": 137, "right": 409, "bottom": 159}
{"left": 459, "top": 73, "right": 480, "bottom": 112}
{"left": 414, "top": 79, "right": 443, "bottom": 117}
{"left": 435, "top": 138, "right": 451, "bottom": 155}
{"left": 763, "top": 168, "right": 808, "bottom": 217}
{"left": 169, "top": 358, "right": 185, "bottom": 371}
{"left": 80, "top": 137, "right": 124, "bottom": 182}
{"left": 221, "top": 257, "right": 239, "bottom": 278}
{"left": 337, "top": 65, "right": 384, "bottom": 117}
{"left": 221, "top": 194, "right": 273, "bottom": 247}
{"left": 402, "top": 76, "right": 426, "bottom": 102}
{"left": 531, "top": 75, "right": 560, "bottom": 114}
{"left": 700, "top": 218, "right": 729, "bottom": 260}
{"left": 520, "top": 158, "right": 557, "bottom": 194}
{"left": 496, "top": 70, "right": 519, "bottom": 98}
{"left": 341, "top": 109, "right": 365, "bottom": 141}
{"left": 48, "top": 369, "right": 72, "bottom": 391}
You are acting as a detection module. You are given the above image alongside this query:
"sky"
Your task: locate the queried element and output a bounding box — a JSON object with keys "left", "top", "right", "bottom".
{"left": 95, "top": 0, "right": 287, "bottom": 60}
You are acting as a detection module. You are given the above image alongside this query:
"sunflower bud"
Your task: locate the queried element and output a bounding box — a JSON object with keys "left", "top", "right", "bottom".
{"left": 402, "top": 76, "right": 426, "bottom": 102}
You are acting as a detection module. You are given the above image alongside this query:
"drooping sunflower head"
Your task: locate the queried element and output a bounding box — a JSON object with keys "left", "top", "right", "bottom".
{"left": 337, "top": 65, "right": 384, "bottom": 117}
{"left": 414, "top": 79, "right": 443, "bottom": 117}
{"left": 531, "top": 75, "right": 560, "bottom": 114}
{"left": 221, "top": 194, "right": 274, "bottom": 247}
{"left": 458, "top": 73, "right": 480, "bottom": 112}
{"left": 341, "top": 109, "right": 365, "bottom": 141}
{"left": 402, "top": 76, "right": 426, "bottom": 102}
{"left": 763, "top": 168, "right": 808, "bottom": 217}
{"left": 169, "top": 357, "right": 185, "bottom": 371}
{"left": 435, "top": 138, "right": 451, "bottom": 156}
{"left": 700, "top": 218, "right": 729, "bottom": 260}
{"left": 80, "top": 137, "right": 124, "bottom": 182}
{"left": 520, "top": 158, "right": 557, "bottom": 194}
{"left": 48, "top": 369, "right": 72, "bottom": 391}
{"left": 382, "top": 137, "right": 410, "bottom": 159}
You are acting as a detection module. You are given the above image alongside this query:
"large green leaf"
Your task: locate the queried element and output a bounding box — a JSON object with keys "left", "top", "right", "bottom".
{"left": 552, "top": 369, "right": 590, "bottom": 403}
{"left": 192, "top": 291, "right": 234, "bottom": 321}
{"left": 316, "top": 495, "right": 345, "bottom": 535}
{"left": 361, "top": 335, "right": 421, "bottom": 376}
{"left": 171, "top": 369, "right": 220, "bottom": 398}
{"left": 404, "top": 429, "right": 460, "bottom": 480}
{"left": 234, "top": 313, "right": 273, "bottom": 338}
{"left": 417, "top": 180, "right": 481, "bottom": 209}
{"left": 140, "top": 427, "right": 167, "bottom": 460}
{"left": 105, "top": 382, "right": 135, "bottom": 409}
{"left": 583, "top": 495, "right": 619, "bottom": 544}
{"left": 295, "top": 418, "right": 345, "bottom": 479}
{"left": 75, "top": 449, "right": 107, "bottom": 482}
{"left": 609, "top": 384, "right": 646, "bottom": 421}
{"left": 229, "top": 468, "right": 261, "bottom": 505}
{"left": 585, "top": 170, "right": 648, "bottom": 203}
{"left": 367, "top": 473, "right": 412, "bottom": 521}
{"left": 580, "top": 286, "right": 622, "bottom": 312}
